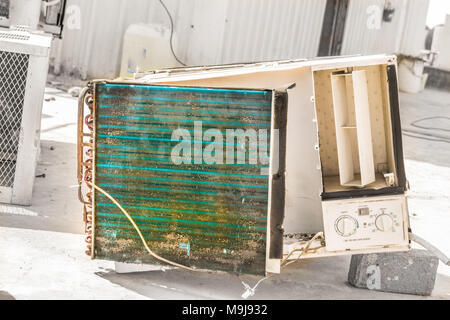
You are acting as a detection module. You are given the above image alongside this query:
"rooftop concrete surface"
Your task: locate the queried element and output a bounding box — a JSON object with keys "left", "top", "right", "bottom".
{"left": 0, "top": 87, "right": 449, "bottom": 300}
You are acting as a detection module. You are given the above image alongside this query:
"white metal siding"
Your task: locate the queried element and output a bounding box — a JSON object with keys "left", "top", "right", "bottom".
{"left": 341, "top": 0, "right": 429, "bottom": 56}
{"left": 51, "top": 0, "right": 428, "bottom": 79}
{"left": 219, "top": 0, "right": 326, "bottom": 63}
{"left": 51, "top": 0, "right": 326, "bottom": 79}
{"left": 399, "top": 0, "right": 430, "bottom": 55}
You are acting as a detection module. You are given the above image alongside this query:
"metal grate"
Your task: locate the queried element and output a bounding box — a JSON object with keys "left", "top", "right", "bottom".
{"left": 0, "top": 0, "right": 9, "bottom": 19}
{"left": 0, "top": 51, "right": 29, "bottom": 187}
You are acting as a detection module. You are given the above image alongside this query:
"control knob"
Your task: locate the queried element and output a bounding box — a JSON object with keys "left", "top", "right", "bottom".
{"left": 375, "top": 214, "right": 394, "bottom": 232}
{"left": 335, "top": 215, "right": 357, "bottom": 237}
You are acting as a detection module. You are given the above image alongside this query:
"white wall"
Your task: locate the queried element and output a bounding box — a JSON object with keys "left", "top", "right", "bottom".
{"left": 51, "top": 0, "right": 326, "bottom": 79}
{"left": 432, "top": 14, "right": 450, "bottom": 70}
{"left": 341, "top": 0, "right": 429, "bottom": 56}
{"left": 50, "top": 0, "right": 429, "bottom": 80}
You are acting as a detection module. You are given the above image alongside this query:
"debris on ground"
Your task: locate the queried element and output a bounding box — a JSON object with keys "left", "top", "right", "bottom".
{"left": 68, "top": 87, "right": 83, "bottom": 98}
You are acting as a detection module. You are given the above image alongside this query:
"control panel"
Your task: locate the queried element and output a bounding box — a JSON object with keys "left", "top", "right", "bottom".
{"left": 322, "top": 195, "right": 409, "bottom": 251}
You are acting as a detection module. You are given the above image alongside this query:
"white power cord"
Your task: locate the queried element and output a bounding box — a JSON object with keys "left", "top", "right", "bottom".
{"left": 238, "top": 231, "right": 324, "bottom": 298}
{"left": 240, "top": 275, "right": 272, "bottom": 299}
{"left": 409, "top": 232, "right": 450, "bottom": 266}
{"left": 281, "top": 232, "right": 324, "bottom": 267}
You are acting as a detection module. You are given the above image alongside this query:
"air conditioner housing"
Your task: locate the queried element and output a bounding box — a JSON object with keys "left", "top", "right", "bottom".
{"left": 136, "top": 54, "right": 411, "bottom": 272}
{"left": 0, "top": 0, "right": 66, "bottom": 37}
{"left": 0, "top": 26, "right": 51, "bottom": 205}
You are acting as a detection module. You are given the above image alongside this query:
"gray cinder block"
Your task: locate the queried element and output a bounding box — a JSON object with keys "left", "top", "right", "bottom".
{"left": 348, "top": 249, "right": 439, "bottom": 296}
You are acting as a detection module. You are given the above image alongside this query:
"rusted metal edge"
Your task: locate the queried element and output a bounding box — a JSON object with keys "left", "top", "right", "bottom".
{"left": 77, "top": 83, "right": 97, "bottom": 258}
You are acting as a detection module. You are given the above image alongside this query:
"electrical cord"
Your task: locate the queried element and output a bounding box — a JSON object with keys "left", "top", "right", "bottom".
{"left": 157, "top": 0, "right": 187, "bottom": 66}
{"left": 410, "top": 116, "right": 450, "bottom": 133}
{"left": 87, "top": 182, "right": 198, "bottom": 272}
{"left": 281, "top": 232, "right": 324, "bottom": 267}
{"left": 402, "top": 116, "right": 450, "bottom": 144}
{"left": 237, "top": 231, "right": 324, "bottom": 298}
{"left": 239, "top": 274, "right": 272, "bottom": 299}
{"left": 87, "top": 180, "right": 325, "bottom": 275}
{"left": 281, "top": 231, "right": 450, "bottom": 268}
{"left": 403, "top": 131, "right": 450, "bottom": 144}
{"left": 409, "top": 232, "right": 450, "bottom": 266}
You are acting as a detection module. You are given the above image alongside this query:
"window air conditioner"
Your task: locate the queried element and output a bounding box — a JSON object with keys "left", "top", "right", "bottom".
{"left": 78, "top": 55, "right": 411, "bottom": 275}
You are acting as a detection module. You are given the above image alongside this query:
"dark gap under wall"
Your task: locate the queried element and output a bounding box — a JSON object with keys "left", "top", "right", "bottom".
{"left": 424, "top": 66, "right": 450, "bottom": 91}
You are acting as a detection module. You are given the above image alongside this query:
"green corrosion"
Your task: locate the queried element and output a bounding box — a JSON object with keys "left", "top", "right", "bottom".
{"left": 93, "top": 83, "right": 273, "bottom": 275}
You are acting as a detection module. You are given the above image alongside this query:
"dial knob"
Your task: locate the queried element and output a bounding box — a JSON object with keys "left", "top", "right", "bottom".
{"left": 335, "top": 216, "right": 357, "bottom": 237}
{"left": 375, "top": 214, "right": 394, "bottom": 232}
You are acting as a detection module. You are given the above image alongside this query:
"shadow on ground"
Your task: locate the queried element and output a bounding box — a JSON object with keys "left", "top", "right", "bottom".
{"left": 0, "top": 291, "right": 15, "bottom": 300}
{"left": 95, "top": 256, "right": 449, "bottom": 300}
{"left": 0, "top": 140, "right": 83, "bottom": 235}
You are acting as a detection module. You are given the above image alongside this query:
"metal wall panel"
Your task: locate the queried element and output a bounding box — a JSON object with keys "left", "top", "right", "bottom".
{"left": 218, "top": 0, "right": 326, "bottom": 63}
{"left": 398, "top": 0, "right": 430, "bottom": 55}
{"left": 51, "top": 0, "right": 428, "bottom": 79}
{"left": 341, "top": 0, "right": 429, "bottom": 56}
{"left": 51, "top": 0, "right": 326, "bottom": 79}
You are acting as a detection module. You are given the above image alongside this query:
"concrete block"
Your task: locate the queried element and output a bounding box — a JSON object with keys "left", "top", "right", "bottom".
{"left": 0, "top": 291, "right": 15, "bottom": 300}
{"left": 348, "top": 249, "right": 439, "bottom": 296}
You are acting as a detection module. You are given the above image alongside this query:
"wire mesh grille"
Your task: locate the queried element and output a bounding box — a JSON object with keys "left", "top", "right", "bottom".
{"left": 0, "top": 0, "right": 9, "bottom": 19}
{"left": 0, "top": 51, "right": 29, "bottom": 187}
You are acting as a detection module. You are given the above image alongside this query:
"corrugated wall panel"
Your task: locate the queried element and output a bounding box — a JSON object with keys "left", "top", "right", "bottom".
{"left": 341, "top": 0, "right": 406, "bottom": 55}
{"left": 220, "top": 0, "right": 326, "bottom": 63}
{"left": 399, "top": 0, "right": 430, "bottom": 55}
{"left": 341, "top": 0, "right": 429, "bottom": 56}
{"left": 52, "top": 0, "right": 326, "bottom": 79}
{"left": 53, "top": 0, "right": 152, "bottom": 79}
{"left": 52, "top": 0, "right": 427, "bottom": 79}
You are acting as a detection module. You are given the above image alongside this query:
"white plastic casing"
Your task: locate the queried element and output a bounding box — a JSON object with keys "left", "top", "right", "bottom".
{"left": 0, "top": 27, "right": 51, "bottom": 205}
{"left": 322, "top": 195, "right": 409, "bottom": 252}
